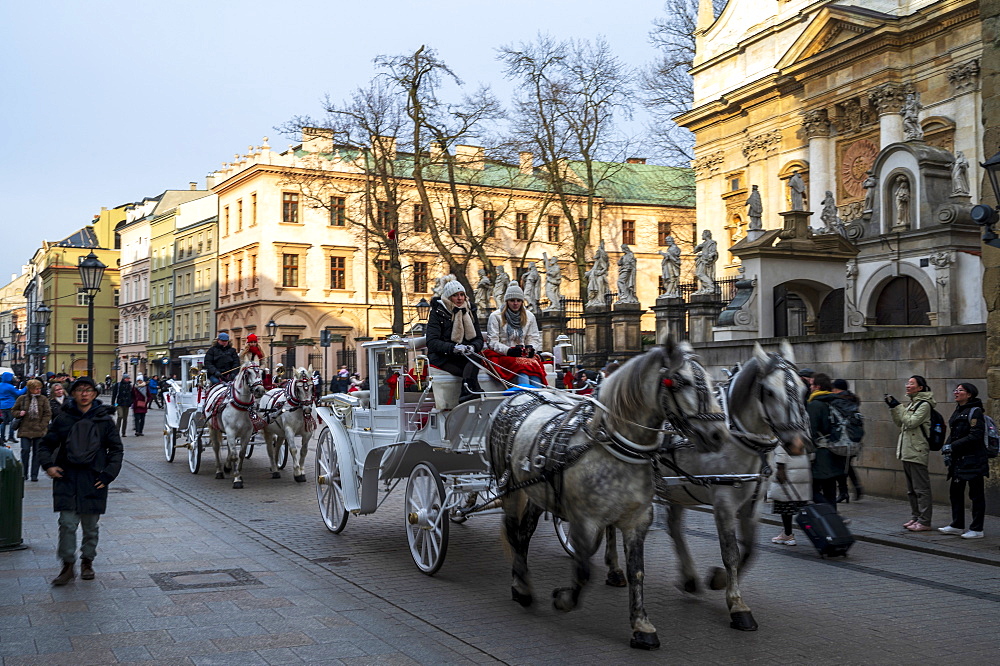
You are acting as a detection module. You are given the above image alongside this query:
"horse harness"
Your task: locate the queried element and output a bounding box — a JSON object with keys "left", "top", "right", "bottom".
{"left": 206, "top": 367, "right": 266, "bottom": 432}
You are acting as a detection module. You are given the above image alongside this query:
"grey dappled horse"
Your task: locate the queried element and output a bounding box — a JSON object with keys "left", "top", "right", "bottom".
{"left": 603, "top": 340, "right": 809, "bottom": 632}
{"left": 488, "top": 339, "right": 734, "bottom": 650}
{"left": 259, "top": 367, "right": 315, "bottom": 483}
{"left": 205, "top": 361, "right": 266, "bottom": 489}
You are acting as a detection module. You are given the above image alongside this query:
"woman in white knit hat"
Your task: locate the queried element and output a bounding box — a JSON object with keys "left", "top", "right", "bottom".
{"left": 426, "top": 279, "right": 484, "bottom": 403}
{"left": 484, "top": 281, "right": 547, "bottom": 386}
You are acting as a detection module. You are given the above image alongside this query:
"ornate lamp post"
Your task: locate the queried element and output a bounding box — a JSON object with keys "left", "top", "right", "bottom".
{"left": 971, "top": 150, "right": 1000, "bottom": 248}
{"left": 78, "top": 251, "right": 107, "bottom": 378}
{"left": 0, "top": 338, "right": 7, "bottom": 364}
{"left": 265, "top": 319, "right": 278, "bottom": 371}
{"left": 34, "top": 303, "right": 52, "bottom": 375}
{"left": 11, "top": 326, "right": 20, "bottom": 375}
{"left": 413, "top": 298, "right": 430, "bottom": 336}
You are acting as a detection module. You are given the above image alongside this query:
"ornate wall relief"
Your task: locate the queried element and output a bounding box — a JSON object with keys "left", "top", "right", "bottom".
{"left": 836, "top": 135, "right": 879, "bottom": 203}
{"left": 947, "top": 58, "right": 980, "bottom": 93}
{"left": 692, "top": 151, "right": 724, "bottom": 179}
{"left": 741, "top": 130, "right": 782, "bottom": 161}
{"left": 831, "top": 98, "right": 874, "bottom": 135}
{"left": 867, "top": 82, "right": 908, "bottom": 115}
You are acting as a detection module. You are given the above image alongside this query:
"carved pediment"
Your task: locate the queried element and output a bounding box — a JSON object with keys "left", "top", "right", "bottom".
{"left": 776, "top": 6, "right": 896, "bottom": 71}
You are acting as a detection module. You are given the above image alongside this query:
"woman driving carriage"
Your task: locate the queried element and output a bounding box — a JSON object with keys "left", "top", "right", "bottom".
{"left": 426, "top": 280, "right": 484, "bottom": 403}
{"left": 484, "top": 282, "right": 547, "bottom": 386}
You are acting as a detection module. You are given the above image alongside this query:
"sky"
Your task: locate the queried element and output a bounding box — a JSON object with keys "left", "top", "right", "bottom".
{"left": 0, "top": 0, "right": 670, "bottom": 284}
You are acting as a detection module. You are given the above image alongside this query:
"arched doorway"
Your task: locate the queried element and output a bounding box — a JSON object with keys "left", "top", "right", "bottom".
{"left": 875, "top": 276, "right": 930, "bottom": 325}
{"left": 773, "top": 285, "right": 808, "bottom": 337}
{"left": 817, "top": 289, "right": 844, "bottom": 334}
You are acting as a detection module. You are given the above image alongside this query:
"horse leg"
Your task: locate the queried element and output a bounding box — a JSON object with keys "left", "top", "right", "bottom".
{"left": 666, "top": 504, "right": 700, "bottom": 594}
{"left": 604, "top": 527, "right": 626, "bottom": 587}
{"left": 211, "top": 430, "right": 226, "bottom": 479}
{"left": 621, "top": 516, "right": 660, "bottom": 651}
{"left": 502, "top": 495, "right": 540, "bottom": 607}
{"left": 232, "top": 430, "right": 247, "bottom": 489}
{"left": 737, "top": 492, "right": 761, "bottom": 573}
{"left": 288, "top": 423, "right": 306, "bottom": 483}
{"left": 265, "top": 428, "right": 281, "bottom": 479}
{"left": 711, "top": 496, "right": 758, "bottom": 631}
{"left": 553, "top": 520, "right": 601, "bottom": 612}
{"left": 295, "top": 430, "right": 309, "bottom": 482}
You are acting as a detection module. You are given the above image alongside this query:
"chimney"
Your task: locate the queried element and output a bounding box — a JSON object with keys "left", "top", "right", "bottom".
{"left": 371, "top": 135, "right": 397, "bottom": 162}
{"left": 626, "top": 157, "right": 647, "bottom": 164}
{"left": 519, "top": 151, "right": 534, "bottom": 175}
{"left": 205, "top": 174, "right": 217, "bottom": 189}
{"left": 189, "top": 181, "right": 198, "bottom": 190}
{"left": 302, "top": 127, "right": 333, "bottom": 154}
{"left": 455, "top": 144, "right": 484, "bottom": 170}
{"left": 430, "top": 142, "right": 446, "bottom": 162}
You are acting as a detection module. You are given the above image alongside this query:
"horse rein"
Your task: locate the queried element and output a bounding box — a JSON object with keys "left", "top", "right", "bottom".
{"left": 227, "top": 364, "right": 264, "bottom": 412}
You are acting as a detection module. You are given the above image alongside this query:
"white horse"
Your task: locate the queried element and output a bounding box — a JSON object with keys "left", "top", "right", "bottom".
{"left": 204, "top": 360, "right": 266, "bottom": 489}
{"left": 259, "top": 366, "right": 315, "bottom": 483}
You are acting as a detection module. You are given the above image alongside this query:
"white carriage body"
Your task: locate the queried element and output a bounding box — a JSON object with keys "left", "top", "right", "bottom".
{"left": 164, "top": 354, "right": 207, "bottom": 431}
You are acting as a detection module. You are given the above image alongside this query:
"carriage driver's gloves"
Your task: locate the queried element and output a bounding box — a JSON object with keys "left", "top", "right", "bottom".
{"left": 453, "top": 344, "right": 472, "bottom": 355}
{"left": 507, "top": 345, "right": 524, "bottom": 357}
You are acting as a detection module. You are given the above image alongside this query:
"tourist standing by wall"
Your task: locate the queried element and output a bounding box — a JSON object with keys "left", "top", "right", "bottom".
{"left": 938, "top": 382, "right": 989, "bottom": 539}
{"left": 888, "top": 375, "right": 935, "bottom": 531}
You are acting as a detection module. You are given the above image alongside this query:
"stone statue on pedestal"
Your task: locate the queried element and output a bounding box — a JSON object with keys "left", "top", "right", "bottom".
{"left": 616, "top": 244, "right": 638, "bottom": 305}
{"left": 746, "top": 185, "right": 763, "bottom": 230}
{"left": 658, "top": 237, "right": 681, "bottom": 298}
{"left": 693, "top": 229, "right": 718, "bottom": 296}
{"left": 819, "top": 191, "right": 846, "bottom": 236}
{"left": 788, "top": 171, "right": 806, "bottom": 212}
{"left": 862, "top": 171, "right": 877, "bottom": 213}
{"left": 491, "top": 265, "right": 510, "bottom": 308}
{"left": 585, "top": 240, "right": 609, "bottom": 308}
{"left": 902, "top": 91, "right": 923, "bottom": 142}
{"left": 894, "top": 175, "right": 911, "bottom": 229}
{"left": 474, "top": 268, "right": 491, "bottom": 311}
{"left": 523, "top": 262, "right": 541, "bottom": 312}
{"left": 542, "top": 252, "right": 562, "bottom": 311}
{"left": 952, "top": 152, "right": 971, "bottom": 196}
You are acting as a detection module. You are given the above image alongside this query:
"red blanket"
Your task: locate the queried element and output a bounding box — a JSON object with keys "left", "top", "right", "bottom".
{"left": 482, "top": 349, "right": 548, "bottom": 386}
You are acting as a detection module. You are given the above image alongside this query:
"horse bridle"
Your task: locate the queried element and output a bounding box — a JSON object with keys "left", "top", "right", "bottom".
{"left": 754, "top": 354, "right": 808, "bottom": 440}
{"left": 229, "top": 364, "right": 264, "bottom": 412}
{"left": 283, "top": 376, "right": 313, "bottom": 411}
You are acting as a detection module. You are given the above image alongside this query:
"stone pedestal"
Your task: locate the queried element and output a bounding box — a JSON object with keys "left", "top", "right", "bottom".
{"left": 477, "top": 307, "right": 494, "bottom": 331}
{"left": 581, "top": 306, "right": 611, "bottom": 370}
{"left": 687, "top": 294, "right": 725, "bottom": 344}
{"left": 609, "top": 303, "right": 644, "bottom": 362}
{"left": 537, "top": 309, "right": 568, "bottom": 353}
{"left": 651, "top": 296, "right": 686, "bottom": 344}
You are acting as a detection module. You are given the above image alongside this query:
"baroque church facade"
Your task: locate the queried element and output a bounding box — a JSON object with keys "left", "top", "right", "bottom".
{"left": 678, "top": 0, "right": 984, "bottom": 337}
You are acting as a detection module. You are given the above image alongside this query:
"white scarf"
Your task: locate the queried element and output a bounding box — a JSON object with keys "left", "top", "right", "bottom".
{"left": 443, "top": 298, "right": 476, "bottom": 344}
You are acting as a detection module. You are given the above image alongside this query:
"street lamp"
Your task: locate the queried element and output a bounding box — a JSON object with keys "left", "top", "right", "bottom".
{"left": 78, "top": 251, "right": 107, "bottom": 378}
{"left": 0, "top": 338, "right": 6, "bottom": 360}
{"left": 415, "top": 298, "right": 430, "bottom": 323}
{"left": 971, "top": 150, "right": 1000, "bottom": 248}
{"left": 265, "top": 320, "right": 278, "bottom": 370}
{"left": 34, "top": 303, "right": 52, "bottom": 375}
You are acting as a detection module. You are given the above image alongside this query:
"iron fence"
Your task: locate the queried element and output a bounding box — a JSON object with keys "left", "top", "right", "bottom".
{"left": 677, "top": 276, "right": 741, "bottom": 304}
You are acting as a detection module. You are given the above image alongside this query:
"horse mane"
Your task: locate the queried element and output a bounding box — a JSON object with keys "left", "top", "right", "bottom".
{"left": 728, "top": 356, "right": 759, "bottom": 405}
{"left": 595, "top": 347, "right": 667, "bottom": 430}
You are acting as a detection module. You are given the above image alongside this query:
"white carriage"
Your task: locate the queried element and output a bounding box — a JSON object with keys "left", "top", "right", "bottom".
{"left": 313, "top": 334, "right": 566, "bottom": 574}
{"left": 162, "top": 353, "right": 277, "bottom": 473}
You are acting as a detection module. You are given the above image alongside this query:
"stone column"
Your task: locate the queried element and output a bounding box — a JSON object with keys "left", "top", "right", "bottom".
{"left": 651, "top": 296, "right": 686, "bottom": 344}
{"left": 802, "top": 109, "right": 832, "bottom": 214}
{"left": 536, "top": 309, "right": 568, "bottom": 353}
{"left": 687, "top": 294, "right": 724, "bottom": 344}
{"left": 581, "top": 305, "right": 611, "bottom": 371}
{"left": 609, "top": 303, "right": 644, "bottom": 363}
{"left": 868, "top": 83, "right": 907, "bottom": 148}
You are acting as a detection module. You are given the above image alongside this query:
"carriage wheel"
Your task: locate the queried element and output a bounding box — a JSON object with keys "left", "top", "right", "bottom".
{"left": 188, "top": 429, "right": 202, "bottom": 475}
{"left": 405, "top": 462, "right": 449, "bottom": 575}
{"left": 163, "top": 428, "right": 177, "bottom": 462}
{"left": 277, "top": 440, "right": 289, "bottom": 470}
{"left": 315, "top": 428, "right": 348, "bottom": 533}
{"left": 553, "top": 516, "right": 576, "bottom": 556}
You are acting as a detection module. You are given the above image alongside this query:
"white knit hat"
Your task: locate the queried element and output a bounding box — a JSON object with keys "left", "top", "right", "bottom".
{"left": 504, "top": 281, "right": 526, "bottom": 302}
{"left": 440, "top": 280, "right": 465, "bottom": 300}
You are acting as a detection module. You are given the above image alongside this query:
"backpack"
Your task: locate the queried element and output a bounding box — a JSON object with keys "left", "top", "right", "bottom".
{"left": 918, "top": 401, "right": 947, "bottom": 452}
{"left": 972, "top": 408, "right": 1000, "bottom": 458}
{"left": 65, "top": 418, "right": 103, "bottom": 466}
{"left": 818, "top": 400, "right": 865, "bottom": 457}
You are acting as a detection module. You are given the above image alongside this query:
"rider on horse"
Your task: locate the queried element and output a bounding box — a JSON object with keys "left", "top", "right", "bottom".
{"left": 204, "top": 332, "right": 241, "bottom": 384}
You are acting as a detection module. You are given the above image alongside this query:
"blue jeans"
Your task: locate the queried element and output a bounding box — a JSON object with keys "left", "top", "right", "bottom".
{"left": 20, "top": 436, "right": 41, "bottom": 480}
{"left": 57, "top": 511, "right": 101, "bottom": 563}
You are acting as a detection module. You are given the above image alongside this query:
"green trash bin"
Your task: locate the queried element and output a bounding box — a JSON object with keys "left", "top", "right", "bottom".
{"left": 0, "top": 446, "right": 26, "bottom": 551}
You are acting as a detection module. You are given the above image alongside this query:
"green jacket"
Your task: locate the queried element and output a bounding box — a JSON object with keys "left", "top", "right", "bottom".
{"left": 891, "top": 391, "right": 934, "bottom": 466}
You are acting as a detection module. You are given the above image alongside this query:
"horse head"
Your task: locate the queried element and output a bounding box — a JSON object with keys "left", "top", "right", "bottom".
{"left": 240, "top": 360, "right": 267, "bottom": 399}
{"left": 740, "top": 340, "right": 810, "bottom": 453}
{"left": 655, "top": 337, "right": 731, "bottom": 452}
{"left": 287, "top": 369, "right": 313, "bottom": 405}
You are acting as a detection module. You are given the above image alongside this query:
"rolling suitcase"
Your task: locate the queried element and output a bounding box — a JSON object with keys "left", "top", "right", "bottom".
{"left": 795, "top": 502, "right": 854, "bottom": 557}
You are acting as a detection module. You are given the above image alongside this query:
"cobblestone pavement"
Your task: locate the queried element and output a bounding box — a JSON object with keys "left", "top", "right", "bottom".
{"left": 3, "top": 408, "right": 1000, "bottom": 664}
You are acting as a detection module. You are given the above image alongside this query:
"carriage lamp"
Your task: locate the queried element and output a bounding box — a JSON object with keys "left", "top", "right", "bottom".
{"left": 265, "top": 319, "right": 278, "bottom": 338}
{"left": 415, "top": 298, "right": 430, "bottom": 322}
{"left": 553, "top": 334, "right": 574, "bottom": 367}
{"left": 972, "top": 149, "right": 1000, "bottom": 249}
{"left": 385, "top": 334, "right": 408, "bottom": 368}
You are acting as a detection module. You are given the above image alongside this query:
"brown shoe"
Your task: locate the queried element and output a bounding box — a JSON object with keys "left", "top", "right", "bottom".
{"left": 80, "top": 558, "right": 95, "bottom": 580}
{"left": 51, "top": 562, "right": 75, "bottom": 586}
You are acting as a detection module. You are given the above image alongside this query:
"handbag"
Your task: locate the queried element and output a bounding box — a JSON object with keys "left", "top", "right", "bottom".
{"left": 9, "top": 417, "right": 21, "bottom": 432}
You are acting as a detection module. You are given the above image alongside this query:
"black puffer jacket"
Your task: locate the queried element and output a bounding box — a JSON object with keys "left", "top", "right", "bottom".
{"left": 204, "top": 342, "right": 241, "bottom": 380}
{"left": 946, "top": 398, "right": 989, "bottom": 481}
{"left": 37, "top": 400, "right": 124, "bottom": 515}
{"left": 425, "top": 296, "right": 483, "bottom": 367}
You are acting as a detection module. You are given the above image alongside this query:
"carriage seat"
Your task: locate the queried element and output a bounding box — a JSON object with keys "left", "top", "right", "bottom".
{"left": 429, "top": 366, "right": 462, "bottom": 410}
{"left": 350, "top": 390, "right": 371, "bottom": 409}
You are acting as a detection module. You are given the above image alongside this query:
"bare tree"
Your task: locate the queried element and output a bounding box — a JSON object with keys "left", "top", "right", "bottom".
{"left": 643, "top": 0, "right": 728, "bottom": 165}
{"left": 499, "top": 35, "right": 635, "bottom": 300}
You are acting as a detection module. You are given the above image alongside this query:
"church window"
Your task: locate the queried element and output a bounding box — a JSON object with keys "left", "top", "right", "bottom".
{"left": 622, "top": 220, "right": 635, "bottom": 245}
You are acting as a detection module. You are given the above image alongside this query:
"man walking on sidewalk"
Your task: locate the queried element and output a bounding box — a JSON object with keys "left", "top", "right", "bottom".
{"left": 38, "top": 376, "right": 123, "bottom": 586}
{"left": 110, "top": 374, "right": 133, "bottom": 437}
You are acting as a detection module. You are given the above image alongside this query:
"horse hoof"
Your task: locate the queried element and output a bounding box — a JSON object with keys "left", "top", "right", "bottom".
{"left": 215, "top": 472, "right": 225, "bottom": 480}
{"left": 680, "top": 578, "right": 699, "bottom": 594}
{"left": 729, "top": 611, "right": 758, "bottom": 631}
{"left": 233, "top": 481, "right": 244, "bottom": 489}
{"left": 708, "top": 567, "right": 727, "bottom": 590}
{"left": 511, "top": 587, "right": 533, "bottom": 607}
{"left": 294, "top": 474, "right": 307, "bottom": 483}
{"left": 271, "top": 472, "right": 281, "bottom": 479}
{"left": 605, "top": 570, "right": 627, "bottom": 588}
{"left": 551, "top": 587, "right": 577, "bottom": 612}
{"left": 630, "top": 631, "right": 660, "bottom": 650}
{"left": 224, "top": 465, "right": 232, "bottom": 474}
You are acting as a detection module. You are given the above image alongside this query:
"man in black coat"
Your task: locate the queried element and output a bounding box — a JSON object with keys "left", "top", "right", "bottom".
{"left": 426, "top": 281, "right": 484, "bottom": 403}
{"left": 204, "top": 332, "right": 241, "bottom": 384}
{"left": 110, "top": 373, "right": 133, "bottom": 437}
{"left": 939, "top": 382, "right": 989, "bottom": 538}
{"left": 38, "top": 376, "right": 124, "bottom": 586}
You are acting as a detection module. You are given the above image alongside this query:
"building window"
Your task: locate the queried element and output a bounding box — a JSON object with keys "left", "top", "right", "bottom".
{"left": 222, "top": 264, "right": 229, "bottom": 294}
{"left": 414, "top": 261, "right": 428, "bottom": 293}
{"left": 236, "top": 259, "right": 243, "bottom": 291}
{"left": 377, "top": 201, "right": 392, "bottom": 229}
{"left": 113, "top": 324, "right": 119, "bottom": 344}
{"left": 237, "top": 199, "right": 243, "bottom": 231}
{"left": 376, "top": 259, "right": 391, "bottom": 292}
{"left": 413, "top": 204, "right": 427, "bottom": 232}
{"left": 483, "top": 209, "right": 495, "bottom": 238}
{"left": 448, "top": 207, "right": 463, "bottom": 235}
{"left": 622, "top": 219, "right": 636, "bottom": 246}
{"left": 330, "top": 196, "right": 347, "bottom": 226}
{"left": 330, "top": 256, "right": 346, "bottom": 289}
{"left": 250, "top": 192, "right": 257, "bottom": 226}
{"left": 282, "top": 254, "right": 299, "bottom": 287}
{"left": 282, "top": 192, "right": 300, "bottom": 224}
{"left": 114, "top": 288, "right": 120, "bottom": 306}
{"left": 76, "top": 323, "right": 89, "bottom": 344}
{"left": 224, "top": 205, "right": 230, "bottom": 235}
{"left": 658, "top": 221, "right": 672, "bottom": 246}
{"left": 250, "top": 255, "right": 257, "bottom": 287}
{"left": 516, "top": 212, "right": 529, "bottom": 240}
{"left": 76, "top": 291, "right": 88, "bottom": 306}
{"left": 547, "top": 215, "right": 560, "bottom": 242}
{"left": 207, "top": 235, "right": 212, "bottom": 250}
